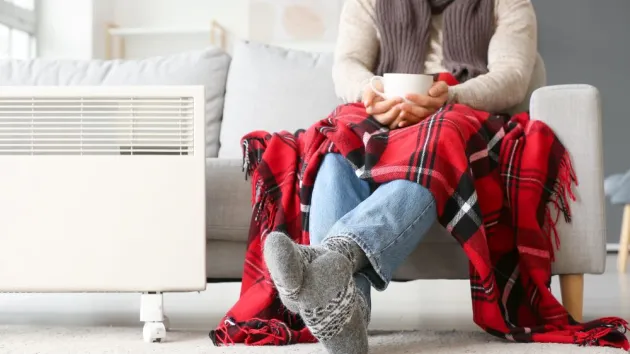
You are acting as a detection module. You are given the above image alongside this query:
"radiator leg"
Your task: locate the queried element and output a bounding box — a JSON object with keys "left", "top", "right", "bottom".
{"left": 140, "top": 292, "right": 167, "bottom": 343}
{"left": 163, "top": 315, "right": 171, "bottom": 332}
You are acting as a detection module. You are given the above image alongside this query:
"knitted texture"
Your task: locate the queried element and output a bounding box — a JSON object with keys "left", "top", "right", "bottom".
{"left": 323, "top": 237, "right": 369, "bottom": 273}
{"left": 263, "top": 232, "right": 369, "bottom": 353}
{"left": 375, "top": 0, "right": 494, "bottom": 82}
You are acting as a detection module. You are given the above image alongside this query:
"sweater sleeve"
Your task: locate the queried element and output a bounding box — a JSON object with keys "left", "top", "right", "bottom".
{"left": 332, "top": 0, "right": 380, "bottom": 103}
{"left": 448, "top": 0, "right": 538, "bottom": 112}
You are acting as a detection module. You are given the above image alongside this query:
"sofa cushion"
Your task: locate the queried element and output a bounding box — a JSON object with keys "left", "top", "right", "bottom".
{"left": 219, "top": 40, "right": 342, "bottom": 158}
{"left": 0, "top": 48, "right": 231, "bottom": 157}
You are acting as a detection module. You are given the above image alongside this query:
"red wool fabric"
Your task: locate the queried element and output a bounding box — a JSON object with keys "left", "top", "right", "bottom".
{"left": 210, "top": 74, "right": 629, "bottom": 350}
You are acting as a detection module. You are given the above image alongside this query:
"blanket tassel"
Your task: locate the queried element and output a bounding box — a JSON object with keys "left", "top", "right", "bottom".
{"left": 210, "top": 317, "right": 292, "bottom": 346}
{"left": 242, "top": 138, "right": 267, "bottom": 181}
{"left": 544, "top": 151, "right": 578, "bottom": 261}
{"left": 574, "top": 318, "right": 629, "bottom": 349}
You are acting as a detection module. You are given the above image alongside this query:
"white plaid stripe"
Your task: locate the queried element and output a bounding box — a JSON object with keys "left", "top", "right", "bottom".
{"left": 447, "top": 192, "right": 482, "bottom": 231}
{"left": 505, "top": 140, "right": 520, "bottom": 207}
{"left": 469, "top": 149, "right": 488, "bottom": 162}
{"left": 471, "top": 282, "right": 494, "bottom": 296}
{"left": 470, "top": 127, "right": 504, "bottom": 163}
{"left": 501, "top": 266, "right": 520, "bottom": 326}
{"left": 488, "top": 127, "right": 505, "bottom": 151}
{"left": 417, "top": 112, "right": 438, "bottom": 184}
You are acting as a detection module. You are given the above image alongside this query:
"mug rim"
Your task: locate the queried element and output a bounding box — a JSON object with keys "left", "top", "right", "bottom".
{"left": 383, "top": 73, "right": 433, "bottom": 78}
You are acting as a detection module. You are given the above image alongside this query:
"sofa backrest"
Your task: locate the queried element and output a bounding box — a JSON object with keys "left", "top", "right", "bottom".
{"left": 0, "top": 48, "right": 231, "bottom": 157}
{"left": 218, "top": 41, "right": 342, "bottom": 158}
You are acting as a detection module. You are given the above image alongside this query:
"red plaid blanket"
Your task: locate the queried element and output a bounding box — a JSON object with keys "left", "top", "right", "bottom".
{"left": 210, "top": 74, "right": 629, "bottom": 349}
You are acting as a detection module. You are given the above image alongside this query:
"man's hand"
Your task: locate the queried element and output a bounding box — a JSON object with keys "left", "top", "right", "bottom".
{"left": 362, "top": 82, "right": 403, "bottom": 127}
{"left": 390, "top": 81, "right": 450, "bottom": 129}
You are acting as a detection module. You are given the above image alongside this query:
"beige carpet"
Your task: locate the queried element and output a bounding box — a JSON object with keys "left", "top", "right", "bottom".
{"left": 0, "top": 326, "right": 625, "bottom": 354}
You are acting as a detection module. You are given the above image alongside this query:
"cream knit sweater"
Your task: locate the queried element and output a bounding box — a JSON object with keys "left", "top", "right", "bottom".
{"left": 332, "top": 0, "right": 538, "bottom": 112}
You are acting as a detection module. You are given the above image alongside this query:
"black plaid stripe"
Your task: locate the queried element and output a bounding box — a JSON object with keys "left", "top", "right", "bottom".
{"left": 486, "top": 115, "right": 509, "bottom": 163}
{"left": 468, "top": 115, "right": 507, "bottom": 179}
{"left": 420, "top": 105, "right": 451, "bottom": 188}
{"left": 501, "top": 140, "right": 525, "bottom": 233}
{"left": 363, "top": 131, "right": 390, "bottom": 177}
{"left": 440, "top": 174, "right": 482, "bottom": 242}
{"left": 540, "top": 137, "right": 573, "bottom": 222}
{"left": 493, "top": 251, "right": 527, "bottom": 326}
{"left": 300, "top": 184, "right": 314, "bottom": 232}
{"left": 345, "top": 147, "right": 367, "bottom": 171}
{"left": 469, "top": 272, "right": 499, "bottom": 303}
{"left": 349, "top": 115, "right": 387, "bottom": 137}
{"left": 402, "top": 108, "right": 444, "bottom": 184}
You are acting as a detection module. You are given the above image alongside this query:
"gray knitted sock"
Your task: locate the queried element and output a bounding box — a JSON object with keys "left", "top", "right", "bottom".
{"left": 263, "top": 232, "right": 326, "bottom": 313}
{"left": 322, "top": 236, "right": 370, "bottom": 273}
{"left": 263, "top": 232, "right": 370, "bottom": 354}
{"left": 319, "top": 293, "right": 370, "bottom": 354}
{"left": 299, "top": 252, "right": 369, "bottom": 354}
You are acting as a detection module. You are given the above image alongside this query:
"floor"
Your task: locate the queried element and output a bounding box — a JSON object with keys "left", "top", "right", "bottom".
{"left": 0, "top": 256, "right": 627, "bottom": 348}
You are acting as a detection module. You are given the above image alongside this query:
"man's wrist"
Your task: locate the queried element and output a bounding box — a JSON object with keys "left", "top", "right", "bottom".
{"left": 447, "top": 86, "right": 458, "bottom": 104}
{"left": 358, "top": 77, "right": 373, "bottom": 102}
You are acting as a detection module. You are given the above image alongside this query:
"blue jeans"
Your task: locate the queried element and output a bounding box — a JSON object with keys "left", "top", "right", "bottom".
{"left": 309, "top": 153, "right": 437, "bottom": 311}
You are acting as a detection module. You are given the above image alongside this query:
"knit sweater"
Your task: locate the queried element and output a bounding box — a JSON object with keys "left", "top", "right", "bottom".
{"left": 332, "top": 0, "right": 538, "bottom": 113}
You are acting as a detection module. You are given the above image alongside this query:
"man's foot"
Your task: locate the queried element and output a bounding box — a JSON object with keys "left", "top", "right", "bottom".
{"left": 263, "top": 232, "right": 326, "bottom": 312}
{"left": 317, "top": 297, "right": 369, "bottom": 354}
{"left": 263, "top": 232, "right": 369, "bottom": 354}
{"left": 300, "top": 253, "right": 369, "bottom": 354}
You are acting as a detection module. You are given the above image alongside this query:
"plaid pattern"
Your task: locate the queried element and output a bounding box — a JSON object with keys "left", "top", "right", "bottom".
{"left": 210, "top": 74, "right": 629, "bottom": 350}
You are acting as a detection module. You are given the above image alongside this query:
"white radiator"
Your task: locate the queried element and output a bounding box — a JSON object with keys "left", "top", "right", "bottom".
{"left": 0, "top": 86, "right": 207, "bottom": 342}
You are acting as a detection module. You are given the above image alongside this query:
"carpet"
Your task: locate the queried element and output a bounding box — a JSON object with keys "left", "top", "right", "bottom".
{"left": 0, "top": 326, "right": 625, "bottom": 354}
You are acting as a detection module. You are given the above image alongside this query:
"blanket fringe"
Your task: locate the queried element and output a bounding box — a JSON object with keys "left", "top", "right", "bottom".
{"left": 574, "top": 318, "right": 629, "bottom": 348}
{"left": 211, "top": 317, "right": 292, "bottom": 346}
{"left": 544, "top": 151, "right": 578, "bottom": 261}
{"left": 242, "top": 138, "right": 266, "bottom": 180}
{"left": 242, "top": 137, "right": 276, "bottom": 226}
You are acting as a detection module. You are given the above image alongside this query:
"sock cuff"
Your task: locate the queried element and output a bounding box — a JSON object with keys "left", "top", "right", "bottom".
{"left": 323, "top": 236, "right": 368, "bottom": 272}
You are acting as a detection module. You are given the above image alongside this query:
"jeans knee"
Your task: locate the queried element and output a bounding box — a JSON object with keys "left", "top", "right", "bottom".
{"left": 318, "top": 154, "right": 353, "bottom": 181}
{"left": 386, "top": 180, "right": 436, "bottom": 216}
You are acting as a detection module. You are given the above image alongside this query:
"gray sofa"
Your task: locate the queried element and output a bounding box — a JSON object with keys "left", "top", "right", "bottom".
{"left": 1, "top": 40, "right": 606, "bottom": 321}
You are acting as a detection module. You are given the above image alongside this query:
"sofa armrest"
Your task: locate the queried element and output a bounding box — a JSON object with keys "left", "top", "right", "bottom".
{"left": 530, "top": 85, "right": 606, "bottom": 275}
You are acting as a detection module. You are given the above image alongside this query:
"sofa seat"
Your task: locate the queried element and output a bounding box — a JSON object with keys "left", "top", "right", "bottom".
{"left": 205, "top": 158, "right": 251, "bottom": 243}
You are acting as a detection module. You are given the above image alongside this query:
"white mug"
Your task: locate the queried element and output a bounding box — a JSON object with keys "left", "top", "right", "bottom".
{"left": 370, "top": 73, "right": 434, "bottom": 103}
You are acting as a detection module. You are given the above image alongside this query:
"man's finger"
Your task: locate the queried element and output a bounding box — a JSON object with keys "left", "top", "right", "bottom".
{"left": 404, "top": 94, "right": 432, "bottom": 107}
{"left": 429, "top": 81, "right": 449, "bottom": 97}
{"left": 401, "top": 103, "right": 432, "bottom": 120}
{"left": 405, "top": 94, "right": 443, "bottom": 109}
{"left": 375, "top": 105, "right": 401, "bottom": 126}
{"left": 369, "top": 98, "right": 402, "bottom": 115}
{"left": 389, "top": 111, "right": 406, "bottom": 130}
{"left": 363, "top": 89, "right": 377, "bottom": 107}
{"left": 398, "top": 111, "right": 423, "bottom": 128}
